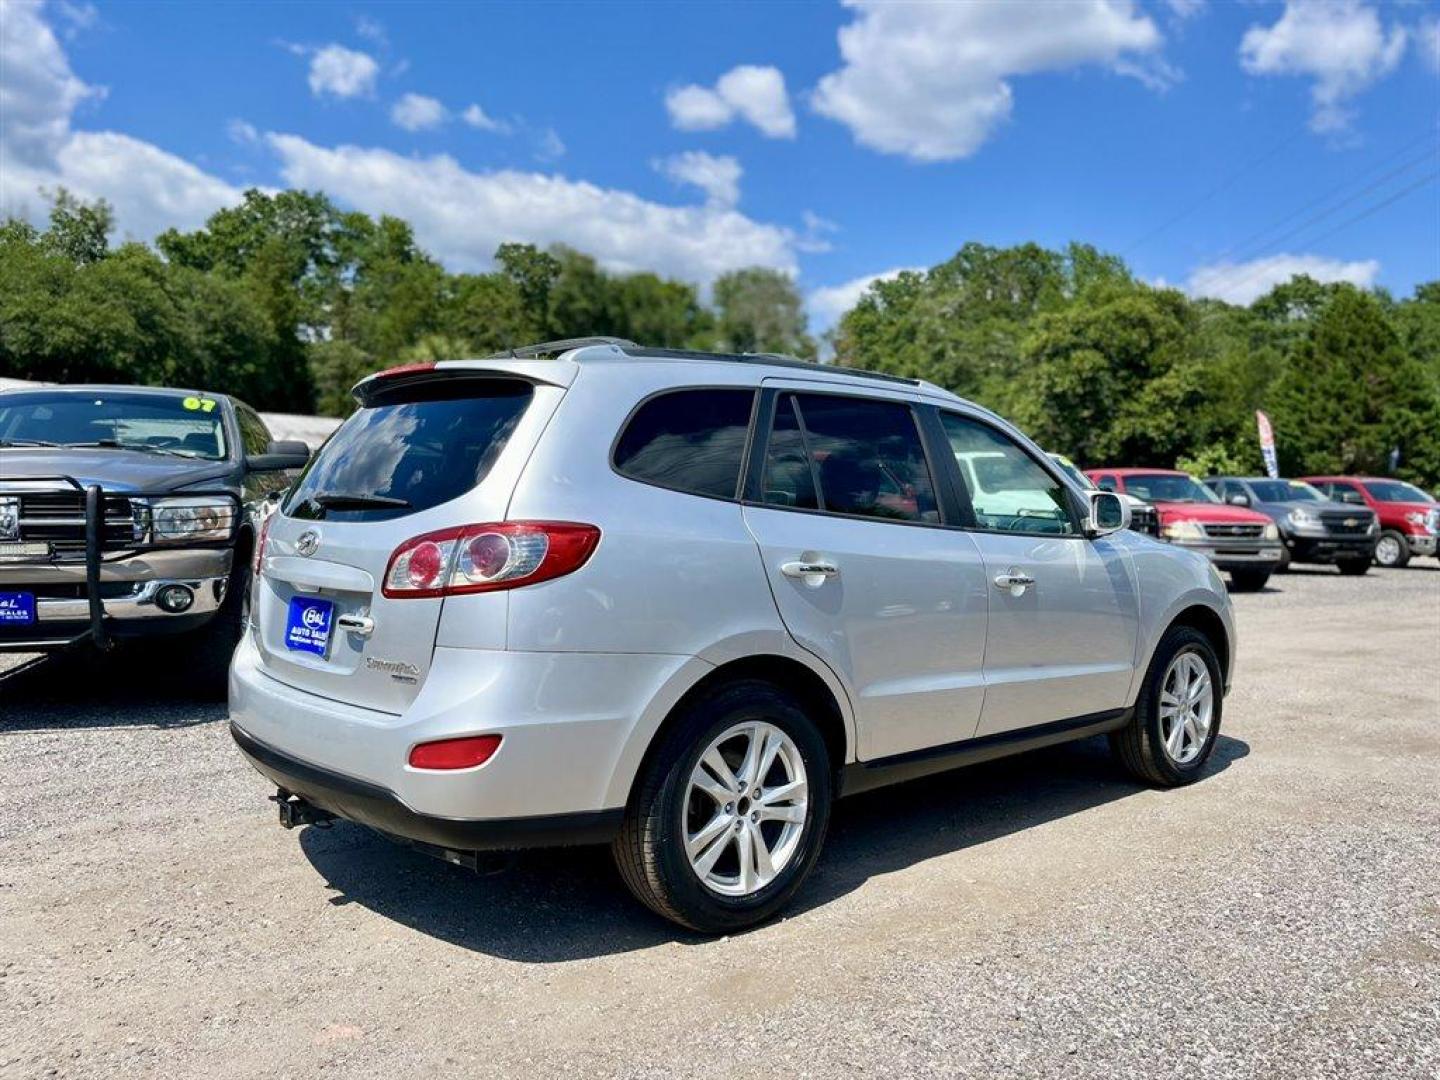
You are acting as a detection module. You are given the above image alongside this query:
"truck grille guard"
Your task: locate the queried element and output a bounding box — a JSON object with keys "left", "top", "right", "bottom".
{"left": 0, "top": 474, "right": 240, "bottom": 651}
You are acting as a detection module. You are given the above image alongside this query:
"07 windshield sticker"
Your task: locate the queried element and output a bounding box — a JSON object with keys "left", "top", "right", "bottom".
{"left": 182, "top": 397, "right": 218, "bottom": 413}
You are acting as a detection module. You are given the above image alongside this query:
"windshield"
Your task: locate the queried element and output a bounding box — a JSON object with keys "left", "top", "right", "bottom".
{"left": 1123, "top": 473, "right": 1220, "bottom": 504}
{"left": 1250, "top": 480, "right": 1322, "bottom": 502}
{"left": 285, "top": 378, "right": 532, "bottom": 522}
{"left": 1362, "top": 480, "right": 1434, "bottom": 503}
{"left": 1048, "top": 455, "right": 1094, "bottom": 490}
{"left": 0, "top": 390, "right": 228, "bottom": 460}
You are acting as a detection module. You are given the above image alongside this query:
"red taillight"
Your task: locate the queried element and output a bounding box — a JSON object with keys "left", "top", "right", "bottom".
{"left": 373, "top": 362, "right": 436, "bottom": 379}
{"left": 408, "top": 734, "right": 502, "bottom": 770}
{"left": 382, "top": 521, "right": 600, "bottom": 598}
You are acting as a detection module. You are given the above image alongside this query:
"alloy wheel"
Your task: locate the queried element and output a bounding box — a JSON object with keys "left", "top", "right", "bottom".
{"left": 1158, "top": 651, "right": 1214, "bottom": 766}
{"left": 683, "top": 721, "right": 809, "bottom": 897}
{"left": 1374, "top": 535, "right": 1402, "bottom": 566}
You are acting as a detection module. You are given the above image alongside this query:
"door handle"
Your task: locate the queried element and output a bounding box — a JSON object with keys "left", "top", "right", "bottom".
{"left": 781, "top": 560, "right": 839, "bottom": 581}
{"left": 336, "top": 613, "right": 375, "bottom": 637}
{"left": 993, "top": 570, "right": 1035, "bottom": 595}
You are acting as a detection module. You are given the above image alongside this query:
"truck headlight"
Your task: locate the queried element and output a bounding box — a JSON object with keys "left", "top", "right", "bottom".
{"left": 144, "top": 497, "right": 236, "bottom": 543}
{"left": 1287, "top": 508, "right": 1320, "bottom": 528}
{"left": 1262, "top": 523, "right": 1280, "bottom": 540}
{"left": 1404, "top": 511, "right": 1428, "bottom": 531}
{"left": 1161, "top": 520, "right": 1206, "bottom": 541}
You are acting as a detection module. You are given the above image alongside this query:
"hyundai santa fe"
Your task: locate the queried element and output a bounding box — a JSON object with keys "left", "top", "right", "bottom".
{"left": 230, "top": 338, "right": 1236, "bottom": 933}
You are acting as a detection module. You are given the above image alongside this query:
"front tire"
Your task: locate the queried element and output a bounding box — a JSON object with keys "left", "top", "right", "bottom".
{"left": 613, "top": 680, "right": 833, "bottom": 934}
{"left": 1110, "top": 626, "right": 1223, "bottom": 787}
{"left": 1373, "top": 531, "right": 1409, "bottom": 568}
{"left": 1229, "top": 568, "right": 1271, "bottom": 592}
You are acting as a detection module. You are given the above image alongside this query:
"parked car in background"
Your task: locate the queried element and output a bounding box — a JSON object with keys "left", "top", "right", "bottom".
{"left": 1204, "top": 476, "right": 1376, "bottom": 575}
{"left": 0, "top": 386, "right": 309, "bottom": 685}
{"left": 1048, "top": 453, "right": 1159, "bottom": 537}
{"left": 1085, "top": 468, "right": 1282, "bottom": 592}
{"left": 1302, "top": 476, "right": 1439, "bottom": 569}
{"left": 231, "top": 338, "right": 1236, "bottom": 933}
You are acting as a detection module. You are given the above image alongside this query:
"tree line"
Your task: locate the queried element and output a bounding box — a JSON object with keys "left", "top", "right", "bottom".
{"left": 2, "top": 190, "right": 1437, "bottom": 486}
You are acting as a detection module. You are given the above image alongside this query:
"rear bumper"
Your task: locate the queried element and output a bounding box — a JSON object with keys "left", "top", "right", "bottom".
{"left": 231, "top": 723, "right": 622, "bottom": 851}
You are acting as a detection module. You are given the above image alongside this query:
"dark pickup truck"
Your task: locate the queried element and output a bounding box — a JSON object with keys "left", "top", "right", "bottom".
{"left": 0, "top": 385, "right": 308, "bottom": 685}
{"left": 1204, "top": 476, "right": 1377, "bottom": 574}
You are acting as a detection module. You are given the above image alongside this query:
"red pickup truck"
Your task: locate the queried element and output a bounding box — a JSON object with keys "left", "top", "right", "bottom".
{"left": 1086, "top": 467, "right": 1283, "bottom": 591}
{"left": 1301, "top": 476, "right": 1440, "bottom": 568}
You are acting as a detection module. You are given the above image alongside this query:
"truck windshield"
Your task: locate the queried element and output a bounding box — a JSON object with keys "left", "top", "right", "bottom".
{"left": 0, "top": 391, "right": 228, "bottom": 460}
{"left": 1124, "top": 474, "right": 1220, "bottom": 504}
{"left": 1250, "top": 480, "right": 1322, "bottom": 502}
{"left": 1362, "top": 480, "right": 1434, "bottom": 503}
{"left": 285, "top": 378, "right": 533, "bottom": 522}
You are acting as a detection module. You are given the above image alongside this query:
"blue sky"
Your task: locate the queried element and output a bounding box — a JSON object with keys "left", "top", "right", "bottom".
{"left": 2, "top": 0, "right": 1436, "bottom": 331}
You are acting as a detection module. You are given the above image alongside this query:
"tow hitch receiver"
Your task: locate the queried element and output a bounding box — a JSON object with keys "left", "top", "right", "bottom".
{"left": 269, "top": 791, "right": 336, "bottom": 829}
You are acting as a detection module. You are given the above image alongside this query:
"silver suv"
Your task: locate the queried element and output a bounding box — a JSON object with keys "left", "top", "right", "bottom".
{"left": 230, "top": 339, "right": 1235, "bottom": 932}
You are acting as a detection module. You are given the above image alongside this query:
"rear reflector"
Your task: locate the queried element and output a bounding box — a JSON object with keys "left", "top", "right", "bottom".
{"left": 408, "top": 734, "right": 502, "bottom": 770}
{"left": 382, "top": 521, "right": 600, "bottom": 598}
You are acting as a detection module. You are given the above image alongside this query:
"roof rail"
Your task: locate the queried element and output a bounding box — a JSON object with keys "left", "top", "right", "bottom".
{"left": 618, "top": 345, "right": 921, "bottom": 387}
{"left": 494, "top": 336, "right": 637, "bottom": 359}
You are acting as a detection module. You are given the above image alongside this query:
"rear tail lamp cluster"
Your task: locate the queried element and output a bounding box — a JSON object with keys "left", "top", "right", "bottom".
{"left": 382, "top": 522, "right": 600, "bottom": 598}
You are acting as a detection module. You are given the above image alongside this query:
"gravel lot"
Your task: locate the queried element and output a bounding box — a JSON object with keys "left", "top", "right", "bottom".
{"left": 2, "top": 565, "right": 1437, "bottom": 1079}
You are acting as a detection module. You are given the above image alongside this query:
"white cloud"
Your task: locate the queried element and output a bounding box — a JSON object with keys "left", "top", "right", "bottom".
{"left": 1164, "top": 0, "right": 1206, "bottom": 20}
{"left": 666, "top": 64, "right": 796, "bottom": 138}
{"left": 1239, "top": 1, "right": 1407, "bottom": 133}
{"left": 1186, "top": 253, "right": 1380, "bottom": 305}
{"left": 653, "top": 151, "right": 742, "bottom": 207}
{"left": 390, "top": 92, "right": 448, "bottom": 131}
{"left": 227, "top": 118, "right": 259, "bottom": 145}
{"left": 0, "top": 1, "right": 241, "bottom": 239}
{"left": 533, "top": 127, "right": 565, "bottom": 162}
{"left": 266, "top": 133, "right": 796, "bottom": 284}
{"left": 461, "top": 103, "right": 509, "bottom": 133}
{"left": 808, "top": 266, "right": 923, "bottom": 329}
{"left": 355, "top": 15, "right": 388, "bottom": 48}
{"left": 308, "top": 44, "right": 379, "bottom": 100}
{"left": 812, "top": 0, "right": 1168, "bottom": 162}
{"left": 1417, "top": 16, "right": 1440, "bottom": 75}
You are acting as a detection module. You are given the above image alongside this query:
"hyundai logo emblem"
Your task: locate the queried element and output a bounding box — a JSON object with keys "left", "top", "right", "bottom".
{"left": 296, "top": 530, "right": 320, "bottom": 557}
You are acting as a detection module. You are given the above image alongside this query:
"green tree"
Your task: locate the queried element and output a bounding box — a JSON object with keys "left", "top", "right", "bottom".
{"left": 712, "top": 267, "right": 814, "bottom": 358}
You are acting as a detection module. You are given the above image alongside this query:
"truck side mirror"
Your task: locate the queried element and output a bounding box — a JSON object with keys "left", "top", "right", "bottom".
{"left": 246, "top": 440, "right": 310, "bottom": 473}
{"left": 1228, "top": 493, "right": 1250, "bottom": 507}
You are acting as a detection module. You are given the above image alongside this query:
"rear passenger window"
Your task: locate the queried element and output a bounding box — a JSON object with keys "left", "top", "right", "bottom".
{"left": 761, "top": 393, "right": 938, "bottom": 524}
{"left": 614, "top": 389, "right": 755, "bottom": 499}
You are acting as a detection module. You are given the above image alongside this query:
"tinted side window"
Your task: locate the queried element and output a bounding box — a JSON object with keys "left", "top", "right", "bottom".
{"left": 1095, "top": 474, "right": 1118, "bottom": 492}
{"left": 614, "top": 389, "right": 755, "bottom": 499}
{"left": 940, "top": 413, "right": 1078, "bottom": 535}
{"left": 760, "top": 395, "right": 818, "bottom": 510}
{"left": 235, "top": 403, "right": 273, "bottom": 456}
{"left": 779, "top": 394, "right": 938, "bottom": 524}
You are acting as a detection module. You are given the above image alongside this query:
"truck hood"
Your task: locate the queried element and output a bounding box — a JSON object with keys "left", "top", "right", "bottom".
{"left": 0, "top": 447, "right": 234, "bottom": 492}
{"left": 1151, "top": 501, "right": 1272, "bottom": 525}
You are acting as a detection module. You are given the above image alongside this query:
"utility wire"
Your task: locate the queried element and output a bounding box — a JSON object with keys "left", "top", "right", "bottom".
{"left": 1203, "top": 169, "right": 1439, "bottom": 302}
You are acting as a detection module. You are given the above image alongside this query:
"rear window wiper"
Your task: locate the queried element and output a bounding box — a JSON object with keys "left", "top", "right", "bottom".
{"left": 307, "top": 492, "right": 413, "bottom": 511}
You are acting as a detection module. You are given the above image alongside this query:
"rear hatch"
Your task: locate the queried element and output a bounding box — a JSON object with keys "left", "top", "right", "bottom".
{"left": 253, "top": 366, "right": 563, "bottom": 713}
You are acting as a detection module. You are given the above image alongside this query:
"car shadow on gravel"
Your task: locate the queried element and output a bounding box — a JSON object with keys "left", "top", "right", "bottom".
{"left": 297, "top": 732, "right": 1249, "bottom": 962}
{"left": 0, "top": 648, "right": 226, "bottom": 730}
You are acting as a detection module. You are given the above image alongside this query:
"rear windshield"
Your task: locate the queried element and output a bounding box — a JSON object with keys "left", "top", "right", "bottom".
{"left": 285, "top": 379, "right": 532, "bottom": 522}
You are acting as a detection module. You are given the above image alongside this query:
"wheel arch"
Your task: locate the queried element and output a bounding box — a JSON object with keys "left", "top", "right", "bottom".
{"left": 617, "top": 653, "right": 852, "bottom": 814}
{"left": 1167, "top": 603, "right": 1230, "bottom": 681}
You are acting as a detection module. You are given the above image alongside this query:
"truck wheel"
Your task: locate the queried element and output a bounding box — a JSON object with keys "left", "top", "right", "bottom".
{"left": 1336, "top": 558, "right": 1370, "bottom": 576}
{"left": 1110, "top": 625, "right": 1223, "bottom": 787}
{"left": 1228, "top": 568, "right": 1271, "bottom": 592}
{"left": 186, "top": 562, "right": 250, "bottom": 696}
{"left": 1273, "top": 546, "right": 1291, "bottom": 573}
{"left": 1373, "top": 531, "right": 1409, "bottom": 568}
{"left": 613, "top": 679, "right": 832, "bottom": 934}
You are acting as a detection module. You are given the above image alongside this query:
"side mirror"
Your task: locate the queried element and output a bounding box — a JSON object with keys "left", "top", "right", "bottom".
{"left": 246, "top": 439, "right": 310, "bottom": 473}
{"left": 1228, "top": 493, "right": 1250, "bottom": 507}
{"left": 1087, "top": 490, "right": 1130, "bottom": 537}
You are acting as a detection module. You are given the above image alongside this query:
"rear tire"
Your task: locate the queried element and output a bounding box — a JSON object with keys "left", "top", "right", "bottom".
{"left": 1336, "top": 557, "right": 1370, "bottom": 576}
{"left": 1228, "top": 568, "right": 1271, "bottom": 592}
{"left": 613, "top": 679, "right": 833, "bottom": 934}
{"left": 1110, "top": 626, "right": 1223, "bottom": 787}
{"left": 1373, "top": 531, "right": 1409, "bottom": 568}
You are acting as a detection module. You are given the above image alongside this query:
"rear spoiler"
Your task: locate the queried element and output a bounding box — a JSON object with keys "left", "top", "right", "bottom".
{"left": 351, "top": 357, "right": 577, "bottom": 406}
